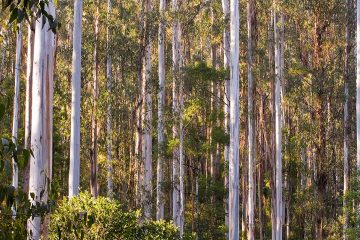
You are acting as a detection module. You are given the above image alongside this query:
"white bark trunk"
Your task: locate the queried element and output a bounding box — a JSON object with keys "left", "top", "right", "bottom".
{"left": 221, "top": 0, "right": 230, "bottom": 232}
{"left": 172, "top": 0, "right": 182, "bottom": 232}
{"left": 156, "top": 0, "right": 166, "bottom": 220}
{"left": 69, "top": 0, "right": 83, "bottom": 198}
{"left": 23, "top": 22, "right": 34, "bottom": 194}
{"left": 229, "top": 0, "right": 240, "bottom": 238}
{"left": 106, "top": 0, "right": 114, "bottom": 199}
{"left": 274, "top": 8, "right": 283, "bottom": 240}
{"left": 27, "top": 15, "right": 46, "bottom": 240}
{"left": 247, "top": 0, "right": 255, "bottom": 238}
{"left": 12, "top": 26, "right": 22, "bottom": 191}
{"left": 142, "top": 0, "right": 152, "bottom": 219}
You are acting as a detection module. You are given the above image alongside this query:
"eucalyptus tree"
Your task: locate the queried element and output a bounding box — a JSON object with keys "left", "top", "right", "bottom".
{"left": 27, "top": 13, "right": 47, "bottom": 240}
{"left": 142, "top": 0, "right": 153, "bottom": 219}
{"left": 228, "top": 0, "right": 240, "bottom": 238}
{"left": 172, "top": 0, "right": 183, "bottom": 235}
{"left": 247, "top": 0, "right": 255, "bottom": 238}
{"left": 12, "top": 25, "right": 22, "bottom": 192}
{"left": 157, "top": 0, "right": 166, "bottom": 220}
{"left": 273, "top": 4, "right": 283, "bottom": 239}
{"left": 221, "top": 0, "right": 230, "bottom": 231}
{"left": 106, "top": 0, "right": 114, "bottom": 199}
{"left": 69, "top": 0, "right": 83, "bottom": 198}
{"left": 343, "top": 0, "right": 351, "bottom": 238}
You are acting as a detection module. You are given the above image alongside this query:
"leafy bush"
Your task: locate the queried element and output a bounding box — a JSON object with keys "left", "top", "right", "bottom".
{"left": 49, "top": 192, "right": 178, "bottom": 240}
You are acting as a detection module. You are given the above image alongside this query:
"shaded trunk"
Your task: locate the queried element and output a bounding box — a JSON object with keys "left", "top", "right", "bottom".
{"left": 91, "top": 4, "right": 99, "bottom": 198}
{"left": 156, "top": 0, "right": 166, "bottom": 220}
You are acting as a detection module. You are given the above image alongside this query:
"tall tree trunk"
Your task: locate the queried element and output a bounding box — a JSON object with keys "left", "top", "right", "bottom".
{"left": 172, "top": 0, "right": 182, "bottom": 233}
{"left": 142, "top": 0, "right": 152, "bottom": 219}
{"left": 27, "top": 14, "right": 47, "bottom": 239}
{"left": 69, "top": 0, "right": 83, "bottom": 198}
{"left": 23, "top": 21, "right": 34, "bottom": 194}
{"left": 221, "top": 0, "right": 230, "bottom": 233}
{"left": 247, "top": 0, "right": 255, "bottom": 239}
{"left": 91, "top": 3, "right": 99, "bottom": 198}
{"left": 106, "top": 0, "right": 114, "bottom": 199}
{"left": 157, "top": 0, "right": 166, "bottom": 220}
{"left": 12, "top": 25, "right": 22, "bottom": 192}
{"left": 229, "top": 0, "right": 240, "bottom": 238}
{"left": 274, "top": 6, "right": 283, "bottom": 240}
{"left": 343, "top": 0, "right": 350, "bottom": 238}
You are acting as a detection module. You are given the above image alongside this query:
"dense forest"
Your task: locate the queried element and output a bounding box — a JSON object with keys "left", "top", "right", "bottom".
{"left": 0, "top": 0, "right": 359, "bottom": 239}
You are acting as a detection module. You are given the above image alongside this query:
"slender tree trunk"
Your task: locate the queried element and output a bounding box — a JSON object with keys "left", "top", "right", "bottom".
{"left": 23, "top": 22, "right": 34, "bottom": 194}
{"left": 12, "top": 25, "right": 22, "bottom": 192}
{"left": 106, "top": 0, "right": 114, "bottom": 199}
{"left": 269, "top": 10, "right": 277, "bottom": 240}
{"left": 357, "top": 0, "right": 360, "bottom": 177}
{"left": 157, "top": 0, "right": 166, "bottom": 220}
{"left": 274, "top": 6, "right": 283, "bottom": 240}
{"left": 69, "top": 0, "right": 83, "bottom": 198}
{"left": 221, "top": 0, "right": 230, "bottom": 233}
{"left": 172, "top": 0, "right": 182, "bottom": 232}
{"left": 343, "top": 0, "right": 350, "bottom": 238}
{"left": 91, "top": 3, "right": 99, "bottom": 198}
{"left": 27, "top": 14, "right": 46, "bottom": 239}
{"left": 142, "top": 0, "right": 153, "bottom": 219}
{"left": 247, "top": 0, "right": 255, "bottom": 238}
{"left": 229, "top": 0, "right": 240, "bottom": 238}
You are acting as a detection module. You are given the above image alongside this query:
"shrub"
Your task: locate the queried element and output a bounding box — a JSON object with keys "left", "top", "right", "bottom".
{"left": 49, "top": 192, "right": 178, "bottom": 240}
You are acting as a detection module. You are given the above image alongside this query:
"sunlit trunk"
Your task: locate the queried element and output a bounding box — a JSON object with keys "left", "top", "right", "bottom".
{"left": 69, "top": 0, "right": 83, "bottom": 198}
{"left": 229, "top": 0, "right": 240, "bottom": 238}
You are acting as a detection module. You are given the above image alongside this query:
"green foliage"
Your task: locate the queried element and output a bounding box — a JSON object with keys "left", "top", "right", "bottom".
{"left": 1, "top": 0, "right": 60, "bottom": 32}
{"left": 50, "top": 192, "right": 178, "bottom": 240}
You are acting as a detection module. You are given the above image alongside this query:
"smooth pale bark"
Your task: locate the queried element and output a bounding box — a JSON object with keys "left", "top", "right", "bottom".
{"left": 42, "top": 3, "right": 56, "bottom": 236}
{"left": 274, "top": 8, "right": 283, "bottom": 240}
{"left": 23, "top": 22, "right": 34, "bottom": 194}
{"left": 229, "top": 0, "right": 240, "bottom": 238}
{"left": 221, "top": 0, "right": 230, "bottom": 232}
{"left": 156, "top": 0, "right": 166, "bottom": 220}
{"left": 106, "top": 0, "right": 114, "bottom": 199}
{"left": 27, "top": 15, "right": 46, "bottom": 240}
{"left": 172, "top": 0, "right": 182, "bottom": 231}
{"left": 142, "top": 0, "right": 152, "bottom": 219}
{"left": 247, "top": 0, "right": 255, "bottom": 238}
{"left": 344, "top": 0, "right": 350, "bottom": 238}
{"left": 69, "top": 0, "right": 83, "bottom": 198}
{"left": 179, "top": 39, "right": 185, "bottom": 237}
{"left": 12, "top": 26, "right": 22, "bottom": 191}
{"left": 91, "top": 4, "right": 99, "bottom": 198}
